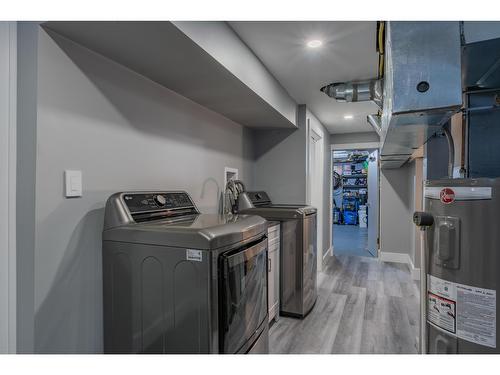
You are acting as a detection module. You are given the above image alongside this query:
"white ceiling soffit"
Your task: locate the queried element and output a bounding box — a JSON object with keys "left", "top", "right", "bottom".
{"left": 229, "top": 21, "right": 380, "bottom": 134}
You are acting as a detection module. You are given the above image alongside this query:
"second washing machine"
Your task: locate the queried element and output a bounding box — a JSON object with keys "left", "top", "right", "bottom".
{"left": 238, "top": 191, "right": 317, "bottom": 318}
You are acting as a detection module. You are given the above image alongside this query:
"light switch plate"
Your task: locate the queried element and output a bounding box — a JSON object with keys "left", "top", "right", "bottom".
{"left": 65, "top": 170, "right": 82, "bottom": 198}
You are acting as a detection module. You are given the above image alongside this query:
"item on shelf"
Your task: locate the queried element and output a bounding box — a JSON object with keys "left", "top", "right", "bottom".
{"left": 358, "top": 189, "right": 368, "bottom": 205}
{"left": 333, "top": 154, "right": 371, "bottom": 225}
{"left": 333, "top": 207, "right": 342, "bottom": 224}
{"left": 345, "top": 178, "right": 357, "bottom": 186}
{"left": 333, "top": 171, "right": 342, "bottom": 190}
{"left": 358, "top": 205, "right": 367, "bottom": 228}
{"left": 343, "top": 210, "right": 358, "bottom": 225}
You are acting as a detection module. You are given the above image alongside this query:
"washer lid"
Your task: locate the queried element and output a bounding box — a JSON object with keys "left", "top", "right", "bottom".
{"left": 103, "top": 213, "right": 267, "bottom": 250}
{"left": 239, "top": 204, "right": 317, "bottom": 220}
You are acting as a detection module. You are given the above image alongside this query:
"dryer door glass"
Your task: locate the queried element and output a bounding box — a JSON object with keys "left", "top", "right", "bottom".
{"left": 219, "top": 238, "right": 268, "bottom": 353}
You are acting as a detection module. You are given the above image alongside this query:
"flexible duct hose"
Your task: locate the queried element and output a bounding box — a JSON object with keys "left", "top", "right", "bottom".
{"left": 443, "top": 124, "right": 455, "bottom": 178}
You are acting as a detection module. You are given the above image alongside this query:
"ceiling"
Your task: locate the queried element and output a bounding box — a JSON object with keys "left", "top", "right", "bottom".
{"left": 229, "top": 21, "right": 380, "bottom": 134}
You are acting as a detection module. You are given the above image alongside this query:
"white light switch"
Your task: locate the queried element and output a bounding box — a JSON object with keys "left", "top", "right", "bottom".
{"left": 65, "top": 170, "right": 82, "bottom": 198}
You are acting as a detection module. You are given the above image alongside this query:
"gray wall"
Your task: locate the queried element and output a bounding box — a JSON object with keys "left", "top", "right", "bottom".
{"left": 425, "top": 133, "right": 449, "bottom": 180}
{"left": 33, "top": 28, "right": 255, "bottom": 353}
{"left": 173, "top": 21, "right": 297, "bottom": 127}
{"left": 252, "top": 108, "right": 307, "bottom": 203}
{"left": 16, "top": 22, "right": 38, "bottom": 353}
{"left": 19, "top": 24, "right": 333, "bottom": 354}
{"left": 379, "top": 164, "right": 413, "bottom": 256}
{"left": 408, "top": 161, "right": 417, "bottom": 265}
{"left": 0, "top": 21, "right": 17, "bottom": 354}
{"left": 330, "top": 131, "right": 379, "bottom": 146}
{"left": 253, "top": 105, "right": 331, "bottom": 258}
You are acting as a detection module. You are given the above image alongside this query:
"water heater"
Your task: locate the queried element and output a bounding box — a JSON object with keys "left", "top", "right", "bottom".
{"left": 420, "top": 178, "right": 499, "bottom": 353}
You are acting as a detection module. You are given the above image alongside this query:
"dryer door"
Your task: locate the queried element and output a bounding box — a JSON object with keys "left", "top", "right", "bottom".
{"left": 219, "top": 237, "right": 268, "bottom": 353}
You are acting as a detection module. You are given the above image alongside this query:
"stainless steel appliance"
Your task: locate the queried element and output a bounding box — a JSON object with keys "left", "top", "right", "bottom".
{"left": 238, "top": 191, "right": 317, "bottom": 318}
{"left": 416, "top": 179, "right": 500, "bottom": 353}
{"left": 102, "top": 191, "right": 269, "bottom": 354}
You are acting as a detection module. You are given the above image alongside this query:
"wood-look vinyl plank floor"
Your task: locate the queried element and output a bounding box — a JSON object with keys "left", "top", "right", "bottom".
{"left": 269, "top": 254, "right": 420, "bottom": 354}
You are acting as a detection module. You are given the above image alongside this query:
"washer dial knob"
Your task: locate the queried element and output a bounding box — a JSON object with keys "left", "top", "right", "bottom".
{"left": 154, "top": 194, "right": 166, "bottom": 207}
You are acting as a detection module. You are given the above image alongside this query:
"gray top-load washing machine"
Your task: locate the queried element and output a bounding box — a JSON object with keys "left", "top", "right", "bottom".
{"left": 102, "top": 191, "right": 269, "bottom": 354}
{"left": 238, "top": 191, "right": 317, "bottom": 318}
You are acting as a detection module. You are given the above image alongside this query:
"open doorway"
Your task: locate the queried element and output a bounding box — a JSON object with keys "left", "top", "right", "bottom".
{"left": 332, "top": 148, "right": 379, "bottom": 257}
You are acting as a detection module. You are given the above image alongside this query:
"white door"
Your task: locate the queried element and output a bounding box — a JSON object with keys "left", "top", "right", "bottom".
{"left": 367, "top": 150, "right": 379, "bottom": 257}
{"left": 308, "top": 127, "right": 323, "bottom": 271}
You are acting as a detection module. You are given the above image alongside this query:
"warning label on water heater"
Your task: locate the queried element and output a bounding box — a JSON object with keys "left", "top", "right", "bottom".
{"left": 428, "top": 292, "right": 456, "bottom": 334}
{"left": 427, "top": 275, "right": 496, "bottom": 348}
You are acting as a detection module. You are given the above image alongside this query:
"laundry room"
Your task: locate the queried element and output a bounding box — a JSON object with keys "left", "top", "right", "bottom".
{"left": 2, "top": 2, "right": 500, "bottom": 373}
{"left": 12, "top": 21, "right": 333, "bottom": 354}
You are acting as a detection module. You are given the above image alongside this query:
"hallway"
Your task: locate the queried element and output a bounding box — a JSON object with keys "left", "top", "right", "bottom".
{"left": 269, "top": 255, "right": 419, "bottom": 354}
{"left": 333, "top": 224, "right": 373, "bottom": 257}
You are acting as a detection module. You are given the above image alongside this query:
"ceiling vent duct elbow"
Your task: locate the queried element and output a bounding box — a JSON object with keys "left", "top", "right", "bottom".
{"left": 320, "top": 79, "right": 383, "bottom": 108}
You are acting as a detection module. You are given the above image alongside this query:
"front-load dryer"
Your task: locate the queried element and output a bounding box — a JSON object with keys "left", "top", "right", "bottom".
{"left": 102, "top": 191, "right": 269, "bottom": 354}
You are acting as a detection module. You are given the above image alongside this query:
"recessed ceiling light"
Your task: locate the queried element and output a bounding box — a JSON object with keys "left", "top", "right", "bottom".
{"left": 306, "top": 39, "right": 323, "bottom": 48}
{"left": 344, "top": 115, "right": 354, "bottom": 120}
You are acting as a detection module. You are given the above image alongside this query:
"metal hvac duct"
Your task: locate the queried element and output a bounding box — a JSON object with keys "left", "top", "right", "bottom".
{"left": 320, "top": 79, "right": 383, "bottom": 108}
{"left": 321, "top": 22, "right": 463, "bottom": 169}
{"left": 378, "top": 22, "right": 462, "bottom": 169}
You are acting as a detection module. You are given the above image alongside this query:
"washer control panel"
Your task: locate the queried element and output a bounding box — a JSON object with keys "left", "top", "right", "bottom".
{"left": 123, "top": 192, "right": 196, "bottom": 213}
{"left": 246, "top": 191, "right": 272, "bottom": 206}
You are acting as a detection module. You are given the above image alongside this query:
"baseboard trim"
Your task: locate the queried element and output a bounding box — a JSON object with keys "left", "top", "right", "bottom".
{"left": 380, "top": 251, "right": 421, "bottom": 280}
{"left": 411, "top": 267, "right": 421, "bottom": 281}
{"left": 379, "top": 251, "right": 410, "bottom": 264}
{"left": 323, "top": 246, "right": 333, "bottom": 260}
{"left": 408, "top": 256, "right": 421, "bottom": 281}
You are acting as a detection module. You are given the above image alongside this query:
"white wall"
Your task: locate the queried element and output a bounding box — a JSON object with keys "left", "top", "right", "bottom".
{"left": 26, "top": 27, "right": 256, "bottom": 353}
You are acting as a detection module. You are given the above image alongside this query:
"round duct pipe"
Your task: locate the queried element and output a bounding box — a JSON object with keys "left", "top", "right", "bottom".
{"left": 320, "top": 79, "right": 383, "bottom": 108}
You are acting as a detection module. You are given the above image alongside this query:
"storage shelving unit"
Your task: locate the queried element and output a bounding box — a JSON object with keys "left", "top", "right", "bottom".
{"left": 333, "top": 154, "right": 369, "bottom": 226}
